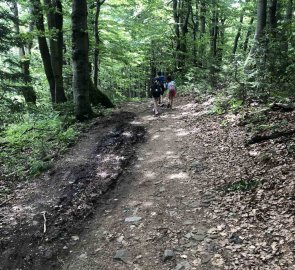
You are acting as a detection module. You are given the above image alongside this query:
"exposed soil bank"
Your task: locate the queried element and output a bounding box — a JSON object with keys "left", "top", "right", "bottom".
{"left": 0, "top": 110, "right": 145, "bottom": 270}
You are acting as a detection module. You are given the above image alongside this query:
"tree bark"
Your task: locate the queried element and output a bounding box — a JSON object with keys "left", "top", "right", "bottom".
{"left": 172, "top": 0, "right": 181, "bottom": 69}
{"left": 244, "top": 0, "right": 267, "bottom": 70}
{"left": 243, "top": 17, "right": 254, "bottom": 51}
{"left": 11, "top": 1, "right": 37, "bottom": 104}
{"left": 268, "top": 0, "right": 278, "bottom": 30}
{"left": 93, "top": 0, "right": 105, "bottom": 88}
{"left": 44, "top": 0, "right": 67, "bottom": 103}
{"left": 191, "top": 2, "right": 199, "bottom": 65}
{"left": 30, "top": 0, "right": 55, "bottom": 102}
{"left": 254, "top": 0, "right": 267, "bottom": 41}
{"left": 72, "top": 0, "right": 93, "bottom": 120}
{"left": 233, "top": 11, "right": 244, "bottom": 55}
{"left": 200, "top": 0, "right": 206, "bottom": 35}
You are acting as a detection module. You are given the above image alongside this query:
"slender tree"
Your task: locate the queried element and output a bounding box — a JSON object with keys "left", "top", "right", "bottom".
{"left": 72, "top": 0, "right": 93, "bottom": 119}
{"left": 30, "top": 0, "right": 55, "bottom": 102}
{"left": 44, "top": 0, "right": 67, "bottom": 103}
{"left": 93, "top": 0, "right": 106, "bottom": 87}
{"left": 10, "top": 1, "right": 36, "bottom": 104}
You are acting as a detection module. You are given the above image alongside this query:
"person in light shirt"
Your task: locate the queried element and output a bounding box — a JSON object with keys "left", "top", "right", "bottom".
{"left": 166, "top": 75, "right": 176, "bottom": 109}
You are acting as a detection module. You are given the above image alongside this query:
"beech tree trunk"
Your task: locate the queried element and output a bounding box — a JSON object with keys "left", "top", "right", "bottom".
{"left": 172, "top": 0, "right": 181, "bottom": 69}
{"left": 191, "top": 2, "right": 199, "bottom": 65}
{"left": 44, "top": 0, "right": 67, "bottom": 103}
{"left": 30, "top": 0, "right": 55, "bottom": 102}
{"left": 233, "top": 11, "right": 244, "bottom": 55}
{"left": 11, "top": 1, "right": 36, "bottom": 104}
{"left": 254, "top": 0, "right": 267, "bottom": 41}
{"left": 93, "top": 0, "right": 105, "bottom": 87}
{"left": 244, "top": 0, "right": 267, "bottom": 70}
{"left": 72, "top": 0, "right": 93, "bottom": 120}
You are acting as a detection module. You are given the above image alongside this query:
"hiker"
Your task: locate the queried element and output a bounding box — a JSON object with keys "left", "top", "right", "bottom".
{"left": 166, "top": 75, "right": 176, "bottom": 109}
{"left": 150, "top": 78, "right": 162, "bottom": 115}
{"left": 155, "top": 71, "right": 166, "bottom": 105}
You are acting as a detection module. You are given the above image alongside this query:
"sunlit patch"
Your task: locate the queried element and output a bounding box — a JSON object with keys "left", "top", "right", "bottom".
{"left": 12, "top": 205, "right": 24, "bottom": 213}
{"left": 142, "top": 115, "right": 157, "bottom": 121}
{"left": 147, "top": 155, "right": 165, "bottom": 163}
{"left": 176, "top": 129, "right": 190, "bottom": 137}
{"left": 182, "top": 103, "right": 196, "bottom": 110}
{"left": 96, "top": 171, "right": 110, "bottom": 179}
{"left": 142, "top": 201, "right": 153, "bottom": 207}
{"left": 160, "top": 127, "right": 172, "bottom": 132}
{"left": 152, "top": 134, "right": 160, "bottom": 140}
{"left": 167, "top": 172, "right": 189, "bottom": 180}
{"left": 102, "top": 154, "right": 125, "bottom": 163}
{"left": 130, "top": 120, "right": 143, "bottom": 125}
{"left": 122, "top": 131, "right": 133, "bottom": 138}
{"left": 166, "top": 151, "right": 174, "bottom": 155}
{"left": 166, "top": 155, "right": 180, "bottom": 160}
{"left": 144, "top": 171, "right": 157, "bottom": 179}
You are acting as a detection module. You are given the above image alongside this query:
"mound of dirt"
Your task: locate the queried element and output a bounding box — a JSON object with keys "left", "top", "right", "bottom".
{"left": 0, "top": 111, "right": 145, "bottom": 270}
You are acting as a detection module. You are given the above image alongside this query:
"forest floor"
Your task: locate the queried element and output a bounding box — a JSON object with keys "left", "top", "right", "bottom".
{"left": 1, "top": 95, "right": 295, "bottom": 270}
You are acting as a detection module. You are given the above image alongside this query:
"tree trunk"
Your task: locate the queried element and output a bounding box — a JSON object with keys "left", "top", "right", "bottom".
{"left": 191, "top": 2, "right": 199, "bottom": 65}
{"left": 179, "top": 0, "right": 191, "bottom": 68}
{"left": 233, "top": 12, "right": 244, "bottom": 55}
{"left": 254, "top": 0, "right": 267, "bottom": 41}
{"left": 200, "top": 0, "right": 206, "bottom": 35}
{"left": 72, "top": 0, "right": 93, "bottom": 120}
{"left": 209, "top": 0, "right": 219, "bottom": 86}
{"left": 244, "top": 0, "right": 267, "bottom": 70}
{"left": 268, "top": 0, "right": 278, "bottom": 30}
{"left": 243, "top": 17, "right": 254, "bottom": 51}
{"left": 11, "top": 1, "right": 36, "bottom": 104}
{"left": 44, "top": 0, "right": 67, "bottom": 103}
{"left": 93, "top": 0, "right": 105, "bottom": 88}
{"left": 173, "top": 0, "right": 181, "bottom": 69}
{"left": 88, "top": 63, "right": 113, "bottom": 107}
{"left": 30, "top": 0, "right": 55, "bottom": 102}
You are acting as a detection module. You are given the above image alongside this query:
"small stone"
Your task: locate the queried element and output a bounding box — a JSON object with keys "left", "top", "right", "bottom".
{"left": 163, "top": 249, "right": 174, "bottom": 261}
{"left": 184, "top": 233, "right": 192, "bottom": 239}
{"left": 117, "top": 236, "right": 124, "bottom": 243}
{"left": 192, "top": 234, "right": 206, "bottom": 241}
{"left": 175, "top": 261, "right": 191, "bottom": 270}
{"left": 79, "top": 253, "right": 88, "bottom": 259}
{"left": 113, "top": 249, "right": 128, "bottom": 263}
{"left": 125, "top": 216, "right": 142, "bottom": 223}
{"left": 211, "top": 254, "right": 224, "bottom": 267}
{"left": 201, "top": 254, "right": 213, "bottom": 264}
{"left": 183, "top": 220, "right": 194, "bottom": 225}
{"left": 229, "top": 232, "right": 243, "bottom": 244}
{"left": 159, "top": 187, "right": 166, "bottom": 193}
{"left": 71, "top": 235, "right": 79, "bottom": 241}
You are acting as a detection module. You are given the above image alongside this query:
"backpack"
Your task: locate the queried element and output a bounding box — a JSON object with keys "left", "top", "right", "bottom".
{"left": 151, "top": 80, "right": 162, "bottom": 97}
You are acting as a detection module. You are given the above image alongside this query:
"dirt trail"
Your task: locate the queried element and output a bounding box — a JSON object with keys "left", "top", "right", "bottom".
{"left": 2, "top": 96, "right": 294, "bottom": 269}
{"left": 61, "top": 97, "right": 220, "bottom": 270}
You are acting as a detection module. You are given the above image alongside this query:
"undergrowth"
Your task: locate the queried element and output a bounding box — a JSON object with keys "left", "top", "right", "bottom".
{"left": 221, "top": 179, "right": 259, "bottom": 193}
{"left": 0, "top": 102, "right": 109, "bottom": 183}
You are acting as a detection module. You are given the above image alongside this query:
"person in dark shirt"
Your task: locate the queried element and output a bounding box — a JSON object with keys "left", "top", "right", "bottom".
{"left": 150, "top": 78, "right": 162, "bottom": 115}
{"left": 155, "top": 71, "right": 166, "bottom": 105}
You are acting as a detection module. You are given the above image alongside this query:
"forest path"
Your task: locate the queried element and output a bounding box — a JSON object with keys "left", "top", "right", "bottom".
{"left": 61, "top": 96, "right": 223, "bottom": 270}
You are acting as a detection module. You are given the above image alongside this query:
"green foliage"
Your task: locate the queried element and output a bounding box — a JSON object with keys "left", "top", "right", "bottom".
{"left": 248, "top": 119, "right": 289, "bottom": 134}
{"left": 222, "top": 179, "right": 258, "bottom": 193}
{"left": 0, "top": 107, "right": 79, "bottom": 180}
{"left": 212, "top": 95, "right": 244, "bottom": 115}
